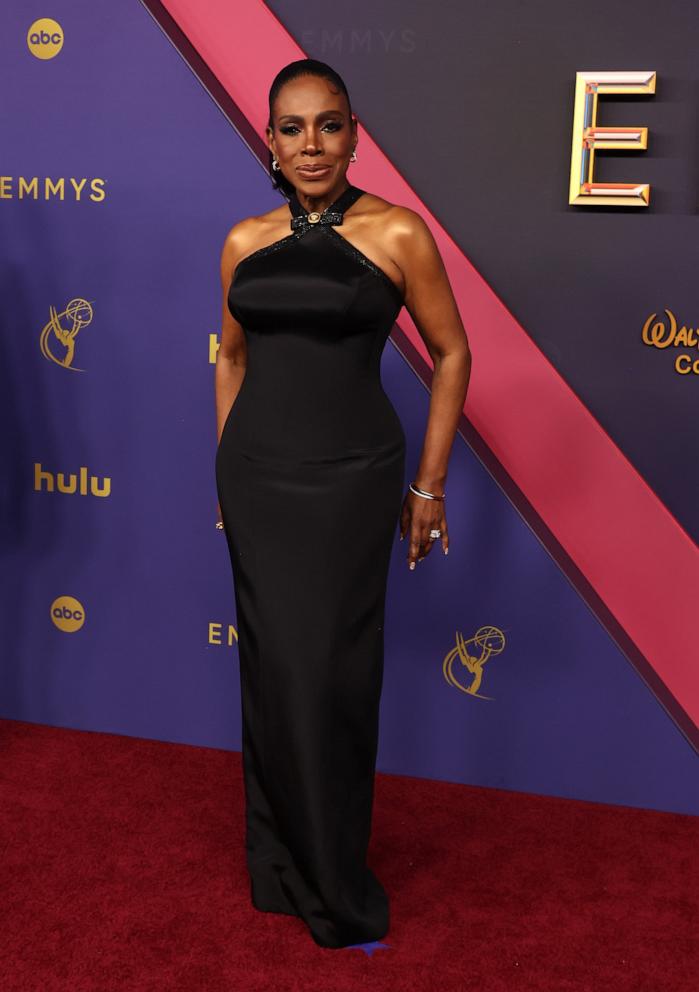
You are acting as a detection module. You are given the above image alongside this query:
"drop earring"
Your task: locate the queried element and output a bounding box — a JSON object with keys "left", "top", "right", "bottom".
{"left": 350, "top": 149, "right": 357, "bottom": 163}
{"left": 272, "top": 158, "right": 280, "bottom": 171}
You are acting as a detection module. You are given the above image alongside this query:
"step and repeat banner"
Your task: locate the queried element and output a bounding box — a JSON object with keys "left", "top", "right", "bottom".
{"left": 1, "top": 1, "right": 696, "bottom": 815}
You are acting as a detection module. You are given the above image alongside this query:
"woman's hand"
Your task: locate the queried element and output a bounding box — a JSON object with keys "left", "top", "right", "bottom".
{"left": 399, "top": 488, "right": 449, "bottom": 569}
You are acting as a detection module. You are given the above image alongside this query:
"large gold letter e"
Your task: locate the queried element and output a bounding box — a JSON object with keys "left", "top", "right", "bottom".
{"left": 569, "top": 71, "right": 656, "bottom": 207}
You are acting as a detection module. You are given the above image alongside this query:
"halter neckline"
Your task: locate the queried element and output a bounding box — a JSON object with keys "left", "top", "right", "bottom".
{"left": 288, "top": 184, "right": 364, "bottom": 229}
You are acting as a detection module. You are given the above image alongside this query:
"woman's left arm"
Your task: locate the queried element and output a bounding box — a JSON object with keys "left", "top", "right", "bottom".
{"left": 390, "top": 207, "right": 472, "bottom": 568}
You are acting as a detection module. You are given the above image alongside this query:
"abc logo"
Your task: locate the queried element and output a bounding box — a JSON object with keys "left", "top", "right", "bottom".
{"left": 27, "top": 19, "right": 64, "bottom": 60}
{"left": 50, "top": 596, "right": 85, "bottom": 633}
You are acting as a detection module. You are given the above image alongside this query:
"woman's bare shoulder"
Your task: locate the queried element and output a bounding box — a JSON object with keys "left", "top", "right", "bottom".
{"left": 220, "top": 201, "right": 290, "bottom": 273}
{"left": 359, "top": 192, "right": 432, "bottom": 252}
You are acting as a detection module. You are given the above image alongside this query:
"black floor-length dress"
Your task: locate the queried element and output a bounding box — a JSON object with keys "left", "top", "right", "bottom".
{"left": 215, "top": 183, "right": 405, "bottom": 949}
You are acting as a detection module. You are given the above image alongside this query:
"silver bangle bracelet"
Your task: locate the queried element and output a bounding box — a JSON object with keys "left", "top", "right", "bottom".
{"left": 409, "top": 482, "right": 446, "bottom": 501}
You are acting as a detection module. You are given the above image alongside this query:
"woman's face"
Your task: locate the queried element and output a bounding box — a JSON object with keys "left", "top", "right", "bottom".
{"left": 269, "top": 75, "right": 356, "bottom": 195}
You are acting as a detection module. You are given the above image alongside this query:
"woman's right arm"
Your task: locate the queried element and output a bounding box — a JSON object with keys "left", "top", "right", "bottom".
{"left": 215, "top": 222, "right": 250, "bottom": 445}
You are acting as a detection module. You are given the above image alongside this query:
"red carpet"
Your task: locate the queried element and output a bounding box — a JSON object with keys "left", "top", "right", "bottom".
{"left": 1, "top": 718, "right": 696, "bottom": 991}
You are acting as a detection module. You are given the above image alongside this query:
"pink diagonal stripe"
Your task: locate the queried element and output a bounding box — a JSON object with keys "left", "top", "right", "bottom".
{"left": 161, "top": 0, "right": 698, "bottom": 733}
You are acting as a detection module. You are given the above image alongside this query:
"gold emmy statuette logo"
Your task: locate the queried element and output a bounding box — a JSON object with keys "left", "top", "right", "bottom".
{"left": 642, "top": 308, "right": 699, "bottom": 375}
{"left": 39, "top": 298, "right": 94, "bottom": 371}
{"left": 27, "top": 19, "right": 64, "bottom": 60}
{"left": 442, "top": 625, "right": 506, "bottom": 700}
{"left": 50, "top": 596, "right": 85, "bottom": 633}
{"left": 209, "top": 334, "right": 220, "bottom": 365}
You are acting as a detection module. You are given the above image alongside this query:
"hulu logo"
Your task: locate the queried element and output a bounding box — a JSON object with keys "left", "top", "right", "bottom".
{"left": 34, "top": 463, "right": 111, "bottom": 498}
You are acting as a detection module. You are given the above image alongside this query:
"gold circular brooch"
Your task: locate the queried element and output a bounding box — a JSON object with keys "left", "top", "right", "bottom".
{"left": 307, "top": 211, "right": 321, "bottom": 224}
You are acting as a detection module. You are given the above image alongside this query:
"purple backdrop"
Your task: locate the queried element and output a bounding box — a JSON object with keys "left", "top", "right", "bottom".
{"left": 1, "top": 0, "right": 696, "bottom": 815}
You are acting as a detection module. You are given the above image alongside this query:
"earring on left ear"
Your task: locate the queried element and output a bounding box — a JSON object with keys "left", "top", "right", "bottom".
{"left": 350, "top": 149, "right": 357, "bottom": 162}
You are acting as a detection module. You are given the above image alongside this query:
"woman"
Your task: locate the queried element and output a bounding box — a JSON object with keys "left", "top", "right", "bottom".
{"left": 215, "top": 58, "right": 471, "bottom": 949}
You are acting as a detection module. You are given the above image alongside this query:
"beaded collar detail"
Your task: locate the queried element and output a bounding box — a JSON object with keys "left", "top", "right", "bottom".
{"left": 288, "top": 184, "right": 365, "bottom": 232}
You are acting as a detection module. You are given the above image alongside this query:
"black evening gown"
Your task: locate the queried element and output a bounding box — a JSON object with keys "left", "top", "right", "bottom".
{"left": 215, "top": 183, "right": 405, "bottom": 949}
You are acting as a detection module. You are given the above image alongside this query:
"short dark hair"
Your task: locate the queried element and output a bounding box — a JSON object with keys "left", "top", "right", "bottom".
{"left": 266, "top": 59, "right": 353, "bottom": 199}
